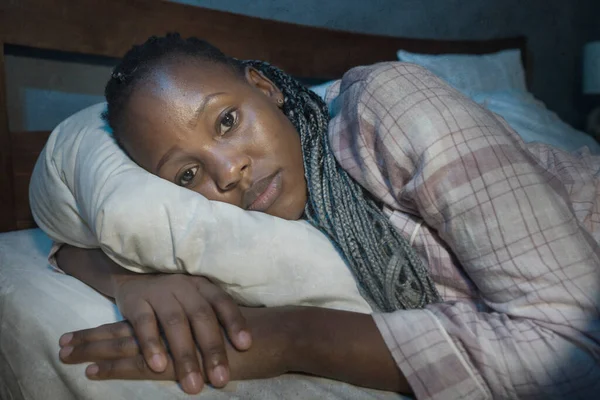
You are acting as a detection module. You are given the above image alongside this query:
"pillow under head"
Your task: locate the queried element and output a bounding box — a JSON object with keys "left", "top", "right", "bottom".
{"left": 29, "top": 103, "right": 371, "bottom": 313}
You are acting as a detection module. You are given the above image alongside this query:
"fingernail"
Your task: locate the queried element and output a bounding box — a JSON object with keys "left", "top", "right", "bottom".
{"left": 59, "top": 333, "right": 73, "bottom": 346}
{"left": 238, "top": 331, "right": 251, "bottom": 348}
{"left": 182, "top": 372, "right": 201, "bottom": 393}
{"left": 59, "top": 346, "right": 73, "bottom": 359}
{"left": 213, "top": 365, "right": 228, "bottom": 386}
{"left": 87, "top": 364, "right": 99, "bottom": 377}
{"left": 150, "top": 353, "right": 166, "bottom": 371}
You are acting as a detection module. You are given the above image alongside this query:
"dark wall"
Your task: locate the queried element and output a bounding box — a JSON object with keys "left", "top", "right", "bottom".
{"left": 6, "top": 0, "right": 599, "bottom": 131}
{"left": 177, "top": 0, "right": 600, "bottom": 127}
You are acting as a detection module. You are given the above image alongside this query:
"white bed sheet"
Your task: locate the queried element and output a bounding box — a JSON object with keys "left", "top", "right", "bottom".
{"left": 471, "top": 90, "right": 600, "bottom": 154}
{"left": 0, "top": 229, "right": 406, "bottom": 400}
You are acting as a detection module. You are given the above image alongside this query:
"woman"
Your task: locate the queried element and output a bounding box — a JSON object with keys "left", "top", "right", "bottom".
{"left": 55, "top": 34, "right": 599, "bottom": 399}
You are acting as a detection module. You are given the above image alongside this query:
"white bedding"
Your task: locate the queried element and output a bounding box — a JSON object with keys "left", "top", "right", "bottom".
{"left": 313, "top": 81, "right": 599, "bottom": 156}
{"left": 0, "top": 229, "right": 405, "bottom": 400}
{"left": 471, "top": 90, "right": 600, "bottom": 154}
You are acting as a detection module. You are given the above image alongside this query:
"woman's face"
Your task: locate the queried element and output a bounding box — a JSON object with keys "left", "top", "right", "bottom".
{"left": 120, "top": 58, "right": 307, "bottom": 220}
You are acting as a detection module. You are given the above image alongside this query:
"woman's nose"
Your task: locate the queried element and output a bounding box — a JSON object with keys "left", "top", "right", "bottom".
{"left": 211, "top": 151, "right": 250, "bottom": 191}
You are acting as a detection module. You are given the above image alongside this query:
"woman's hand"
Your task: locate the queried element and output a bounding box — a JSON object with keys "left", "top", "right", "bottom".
{"left": 59, "top": 273, "right": 252, "bottom": 394}
{"left": 60, "top": 306, "right": 411, "bottom": 394}
{"left": 59, "top": 307, "right": 294, "bottom": 384}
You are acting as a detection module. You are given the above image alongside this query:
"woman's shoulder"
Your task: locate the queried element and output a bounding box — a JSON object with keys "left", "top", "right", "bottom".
{"left": 325, "top": 61, "right": 448, "bottom": 120}
{"left": 326, "top": 60, "right": 495, "bottom": 170}
{"left": 325, "top": 62, "right": 432, "bottom": 100}
{"left": 325, "top": 62, "right": 432, "bottom": 195}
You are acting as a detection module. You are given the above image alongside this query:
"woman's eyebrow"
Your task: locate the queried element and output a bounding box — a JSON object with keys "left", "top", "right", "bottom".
{"left": 188, "top": 92, "right": 226, "bottom": 128}
{"left": 156, "top": 144, "right": 181, "bottom": 173}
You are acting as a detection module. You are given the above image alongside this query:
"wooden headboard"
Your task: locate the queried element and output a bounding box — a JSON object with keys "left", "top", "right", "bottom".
{"left": 0, "top": 0, "right": 527, "bottom": 233}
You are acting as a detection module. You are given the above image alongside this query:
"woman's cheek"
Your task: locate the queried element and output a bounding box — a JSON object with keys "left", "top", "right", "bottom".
{"left": 196, "top": 183, "right": 244, "bottom": 209}
{"left": 191, "top": 181, "right": 218, "bottom": 201}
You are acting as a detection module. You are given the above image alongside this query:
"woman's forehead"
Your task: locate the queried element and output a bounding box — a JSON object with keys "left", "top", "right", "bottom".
{"left": 129, "top": 61, "right": 243, "bottom": 121}
{"left": 145, "top": 58, "right": 243, "bottom": 94}
{"left": 125, "top": 60, "right": 245, "bottom": 143}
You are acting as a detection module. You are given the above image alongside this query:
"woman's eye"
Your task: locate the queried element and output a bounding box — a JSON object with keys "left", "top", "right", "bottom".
{"left": 178, "top": 166, "right": 199, "bottom": 187}
{"left": 219, "top": 110, "right": 238, "bottom": 134}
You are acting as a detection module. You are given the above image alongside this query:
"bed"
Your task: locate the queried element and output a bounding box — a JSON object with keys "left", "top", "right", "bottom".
{"left": 0, "top": 0, "right": 589, "bottom": 399}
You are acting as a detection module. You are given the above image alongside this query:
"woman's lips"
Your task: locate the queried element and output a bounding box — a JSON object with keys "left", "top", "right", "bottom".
{"left": 245, "top": 171, "right": 283, "bottom": 212}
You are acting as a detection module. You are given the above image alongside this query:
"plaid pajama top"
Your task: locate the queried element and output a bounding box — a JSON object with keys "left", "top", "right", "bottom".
{"left": 326, "top": 62, "right": 600, "bottom": 400}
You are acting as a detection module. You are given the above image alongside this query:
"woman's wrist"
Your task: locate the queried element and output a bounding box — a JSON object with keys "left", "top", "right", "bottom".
{"left": 109, "top": 269, "right": 139, "bottom": 297}
{"left": 275, "top": 307, "right": 309, "bottom": 374}
{"left": 283, "top": 307, "right": 347, "bottom": 376}
{"left": 282, "top": 307, "right": 411, "bottom": 393}
{"left": 281, "top": 307, "right": 312, "bottom": 374}
{"left": 56, "top": 245, "right": 140, "bottom": 298}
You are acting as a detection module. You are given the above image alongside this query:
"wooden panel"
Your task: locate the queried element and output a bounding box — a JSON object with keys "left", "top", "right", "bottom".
{"left": 0, "top": 0, "right": 527, "bottom": 80}
{"left": 11, "top": 131, "right": 51, "bottom": 230}
{"left": 15, "top": 220, "right": 37, "bottom": 231}
{"left": 12, "top": 131, "right": 51, "bottom": 177}
{"left": 0, "top": 42, "right": 16, "bottom": 232}
{"left": 13, "top": 172, "right": 31, "bottom": 222}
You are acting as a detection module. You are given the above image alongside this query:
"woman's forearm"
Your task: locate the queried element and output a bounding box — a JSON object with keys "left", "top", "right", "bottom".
{"left": 286, "top": 307, "right": 412, "bottom": 394}
{"left": 55, "top": 247, "right": 411, "bottom": 393}
{"left": 55, "top": 245, "right": 139, "bottom": 298}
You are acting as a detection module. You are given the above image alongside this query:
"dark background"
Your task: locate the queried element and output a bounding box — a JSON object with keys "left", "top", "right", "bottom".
{"left": 5, "top": 0, "right": 600, "bottom": 132}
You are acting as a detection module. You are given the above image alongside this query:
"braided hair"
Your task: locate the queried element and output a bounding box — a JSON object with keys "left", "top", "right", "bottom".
{"left": 104, "top": 33, "right": 441, "bottom": 311}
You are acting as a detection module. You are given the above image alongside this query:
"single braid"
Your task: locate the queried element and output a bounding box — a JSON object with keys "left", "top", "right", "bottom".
{"left": 243, "top": 60, "right": 441, "bottom": 311}
{"left": 104, "top": 34, "right": 441, "bottom": 311}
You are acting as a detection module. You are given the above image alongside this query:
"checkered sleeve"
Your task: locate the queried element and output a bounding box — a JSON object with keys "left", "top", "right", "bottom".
{"left": 328, "top": 62, "right": 600, "bottom": 399}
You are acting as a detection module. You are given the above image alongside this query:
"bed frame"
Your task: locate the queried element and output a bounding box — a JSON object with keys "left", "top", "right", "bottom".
{"left": 0, "top": 0, "right": 527, "bottom": 233}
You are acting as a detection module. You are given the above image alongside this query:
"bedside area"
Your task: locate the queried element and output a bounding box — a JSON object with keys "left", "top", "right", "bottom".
{"left": 583, "top": 41, "right": 600, "bottom": 139}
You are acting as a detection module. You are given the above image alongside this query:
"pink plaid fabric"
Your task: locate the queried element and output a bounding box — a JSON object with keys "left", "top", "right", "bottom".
{"left": 326, "top": 62, "right": 600, "bottom": 400}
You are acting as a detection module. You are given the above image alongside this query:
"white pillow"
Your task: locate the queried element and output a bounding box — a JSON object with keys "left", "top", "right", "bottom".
{"left": 29, "top": 103, "right": 371, "bottom": 313}
{"left": 397, "top": 49, "right": 527, "bottom": 96}
{"left": 396, "top": 49, "right": 599, "bottom": 154}
{"left": 471, "top": 90, "right": 600, "bottom": 154}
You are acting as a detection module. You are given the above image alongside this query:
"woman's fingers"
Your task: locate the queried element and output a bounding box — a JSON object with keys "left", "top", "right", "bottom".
{"left": 60, "top": 336, "right": 139, "bottom": 363}
{"left": 86, "top": 354, "right": 177, "bottom": 382}
{"left": 125, "top": 301, "right": 169, "bottom": 374}
{"left": 58, "top": 276, "right": 246, "bottom": 395}
{"left": 59, "top": 321, "right": 133, "bottom": 348}
{"left": 59, "top": 321, "right": 134, "bottom": 361}
{"left": 174, "top": 290, "right": 229, "bottom": 388}
{"left": 196, "top": 278, "right": 252, "bottom": 351}
{"left": 152, "top": 295, "right": 204, "bottom": 394}
{"left": 59, "top": 311, "right": 170, "bottom": 376}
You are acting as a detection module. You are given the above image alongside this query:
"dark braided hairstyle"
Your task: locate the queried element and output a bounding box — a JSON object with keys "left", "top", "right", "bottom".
{"left": 104, "top": 33, "right": 441, "bottom": 311}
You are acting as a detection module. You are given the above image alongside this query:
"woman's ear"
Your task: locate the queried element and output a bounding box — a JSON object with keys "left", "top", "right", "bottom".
{"left": 245, "top": 66, "right": 284, "bottom": 106}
